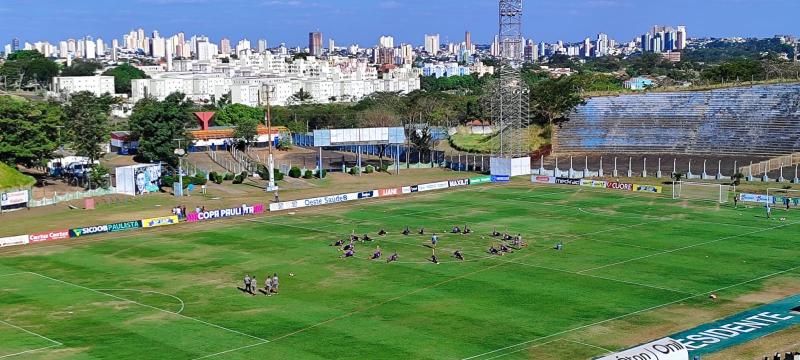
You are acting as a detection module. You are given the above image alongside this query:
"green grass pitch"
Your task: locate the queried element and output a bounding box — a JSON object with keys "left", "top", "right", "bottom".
{"left": 0, "top": 184, "right": 798, "bottom": 359}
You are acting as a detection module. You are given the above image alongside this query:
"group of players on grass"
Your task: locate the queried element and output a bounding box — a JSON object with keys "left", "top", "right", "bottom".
{"left": 331, "top": 225, "right": 528, "bottom": 263}
{"left": 241, "top": 273, "right": 280, "bottom": 296}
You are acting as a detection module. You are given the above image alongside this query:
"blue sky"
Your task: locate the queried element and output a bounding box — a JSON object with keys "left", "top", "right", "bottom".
{"left": 1, "top": 0, "right": 798, "bottom": 47}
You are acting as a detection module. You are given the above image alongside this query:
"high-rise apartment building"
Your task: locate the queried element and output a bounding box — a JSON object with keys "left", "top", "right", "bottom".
{"left": 220, "top": 37, "right": 231, "bottom": 55}
{"left": 257, "top": 39, "right": 267, "bottom": 53}
{"left": 379, "top": 35, "right": 394, "bottom": 49}
{"left": 424, "top": 34, "right": 440, "bottom": 55}
{"left": 676, "top": 25, "right": 687, "bottom": 50}
{"left": 309, "top": 31, "right": 323, "bottom": 56}
{"left": 465, "top": 31, "right": 472, "bottom": 50}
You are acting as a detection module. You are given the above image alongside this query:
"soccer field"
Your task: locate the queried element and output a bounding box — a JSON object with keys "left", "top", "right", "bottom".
{"left": 1, "top": 184, "right": 798, "bottom": 359}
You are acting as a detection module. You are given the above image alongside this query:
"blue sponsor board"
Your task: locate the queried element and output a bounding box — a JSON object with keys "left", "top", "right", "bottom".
{"left": 358, "top": 191, "right": 375, "bottom": 199}
{"left": 670, "top": 294, "right": 800, "bottom": 357}
{"left": 410, "top": 185, "right": 419, "bottom": 193}
{"left": 491, "top": 175, "right": 510, "bottom": 183}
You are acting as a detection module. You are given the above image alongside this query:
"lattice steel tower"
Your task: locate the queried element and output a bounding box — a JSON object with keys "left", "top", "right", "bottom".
{"left": 488, "top": 0, "right": 529, "bottom": 158}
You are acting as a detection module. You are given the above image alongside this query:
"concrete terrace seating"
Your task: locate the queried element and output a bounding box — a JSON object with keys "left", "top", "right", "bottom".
{"left": 556, "top": 84, "right": 800, "bottom": 157}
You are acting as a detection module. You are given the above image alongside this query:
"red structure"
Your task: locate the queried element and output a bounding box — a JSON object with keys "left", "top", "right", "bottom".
{"left": 193, "top": 112, "right": 215, "bottom": 130}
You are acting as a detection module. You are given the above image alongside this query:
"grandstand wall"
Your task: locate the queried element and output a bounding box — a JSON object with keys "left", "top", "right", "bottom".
{"left": 555, "top": 84, "right": 800, "bottom": 157}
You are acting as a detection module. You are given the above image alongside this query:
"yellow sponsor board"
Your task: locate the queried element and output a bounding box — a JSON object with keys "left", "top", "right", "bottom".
{"left": 633, "top": 184, "right": 663, "bottom": 194}
{"left": 141, "top": 215, "right": 180, "bottom": 228}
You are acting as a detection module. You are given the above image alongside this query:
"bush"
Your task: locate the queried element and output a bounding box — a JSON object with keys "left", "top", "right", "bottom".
{"left": 239, "top": 171, "right": 248, "bottom": 180}
{"left": 223, "top": 172, "right": 234, "bottom": 181}
{"left": 274, "top": 168, "right": 284, "bottom": 181}
{"left": 209, "top": 171, "right": 218, "bottom": 181}
{"left": 277, "top": 136, "right": 292, "bottom": 151}
{"left": 289, "top": 166, "right": 302, "bottom": 178}
{"left": 317, "top": 169, "right": 326, "bottom": 178}
{"left": 303, "top": 170, "right": 313, "bottom": 179}
{"left": 193, "top": 171, "right": 208, "bottom": 186}
{"left": 213, "top": 172, "right": 224, "bottom": 184}
{"left": 364, "top": 165, "right": 374, "bottom": 174}
{"left": 232, "top": 175, "right": 243, "bottom": 184}
{"left": 349, "top": 166, "right": 360, "bottom": 175}
{"left": 379, "top": 163, "right": 390, "bottom": 173}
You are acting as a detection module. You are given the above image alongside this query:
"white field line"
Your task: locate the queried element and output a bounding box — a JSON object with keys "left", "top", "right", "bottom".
{"left": 93, "top": 289, "right": 186, "bottom": 314}
{"left": 577, "top": 219, "right": 800, "bottom": 274}
{"left": 191, "top": 341, "right": 270, "bottom": 360}
{"left": 462, "top": 263, "right": 800, "bottom": 360}
{"left": 0, "top": 320, "right": 62, "bottom": 346}
{"left": 26, "top": 272, "right": 268, "bottom": 343}
{"left": 0, "top": 273, "right": 27, "bottom": 278}
{"left": 0, "top": 344, "right": 60, "bottom": 359}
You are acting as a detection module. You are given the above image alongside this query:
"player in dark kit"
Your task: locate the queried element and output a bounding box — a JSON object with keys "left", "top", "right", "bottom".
{"left": 362, "top": 234, "right": 372, "bottom": 242}
{"left": 454, "top": 250, "right": 464, "bottom": 261}
{"left": 402, "top": 227, "right": 410, "bottom": 236}
{"left": 386, "top": 252, "right": 399, "bottom": 263}
{"left": 378, "top": 229, "right": 387, "bottom": 236}
{"left": 418, "top": 228, "right": 425, "bottom": 235}
{"left": 341, "top": 249, "right": 355, "bottom": 258}
{"left": 369, "top": 246, "right": 382, "bottom": 260}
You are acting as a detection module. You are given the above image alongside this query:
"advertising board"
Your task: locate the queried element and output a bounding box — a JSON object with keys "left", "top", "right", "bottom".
{"left": 401, "top": 186, "right": 412, "bottom": 194}
{"left": 141, "top": 215, "right": 180, "bottom": 228}
{"left": 0, "top": 235, "right": 29, "bottom": 247}
{"left": 491, "top": 175, "right": 510, "bottom": 183}
{"left": 357, "top": 191, "right": 375, "bottom": 199}
{"left": 469, "top": 176, "right": 492, "bottom": 185}
{"left": 448, "top": 179, "right": 470, "bottom": 187}
{"left": 29, "top": 230, "right": 70, "bottom": 243}
{"left": 531, "top": 175, "right": 556, "bottom": 184}
{"left": 379, "top": 188, "right": 401, "bottom": 197}
{"left": 1, "top": 190, "right": 29, "bottom": 206}
{"left": 555, "top": 177, "right": 581, "bottom": 186}
{"left": 418, "top": 181, "right": 449, "bottom": 192}
{"left": 596, "top": 338, "right": 688, "bottom": 360}
{"left": 634, "top": 184, "right": 663, "bottom": 194}
{"left": 189, "top": 204, "right": 265, "bottom": 221}
{"left": 606, "top": 181, "right": 634, "bottom": 191}
{"left": 740, "top": 193, "right": 774, "bottom": 204}
{"left": 580, "top": 180, "right": 608, "bottom": 188}
{"left": 69, "top": 224, "right": 110, "bottom": 238}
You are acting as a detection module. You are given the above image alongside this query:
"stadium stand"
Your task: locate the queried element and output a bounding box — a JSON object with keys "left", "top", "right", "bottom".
{"left": 556, "top": 84, "right": 800, "bottom": 157}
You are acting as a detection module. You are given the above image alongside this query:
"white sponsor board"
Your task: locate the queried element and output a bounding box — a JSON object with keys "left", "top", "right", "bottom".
{"left": 417, "top": 181, "right": 449, "bottom": 192}
{"left": 401, "top": 186, "right": 412, "bottom": 194}
{"left": 270, "top": 192, "right": 360, "bottom": 211}
{"left": 740, "top": 193, "right": 774, "bottom": 204}
{"left": 531, "top": 175, "right": 556, "bottom": 184}
{"left": 448, "top": 179, "right": 469, "bottom": 187}
{"left": 1, "top": 190, "right": 29, "bottom": 206}
{"left": 596, "top": 338, "right": 688, "bottom": 360}
{"left": 0, "top": 235, "right": 30, "bottom": 247}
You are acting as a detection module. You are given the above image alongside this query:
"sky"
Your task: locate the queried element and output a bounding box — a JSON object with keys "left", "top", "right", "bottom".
{"left": 1, "top": 0, "right": 799, "bottom": 48}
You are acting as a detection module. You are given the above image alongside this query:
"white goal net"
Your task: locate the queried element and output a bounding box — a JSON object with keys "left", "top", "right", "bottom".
{"left": 672, "top": 181, "right": 732, "bottom": 204}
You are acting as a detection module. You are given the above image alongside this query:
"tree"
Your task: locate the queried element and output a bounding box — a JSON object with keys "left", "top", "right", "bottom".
{"left": 233, "top": 116, "right": 260, "bottom": 149}
{"left": 63, "top": 91, "right": 115, "bottom": 164}
{"left": 409, "top": 126, "right": 433, "bottom": 160}
{"left": 129, "top": 93, "right": 193, "bottom": 166}
{"left": 0, "top": 50, "right": 59, "bottom": 90}
{"left": 0, "top": 96, "right": 63, "bottom": 167}
{"left": 102, "top": 63, "right": 149, "bottom": 95}
{"left": 529, "top": 76, "right": 585, "bottom": 126}
{"left": 214, "top": 103, "right": 264, "bottom": 126}
{"left": 61, "top": 59, "right": 103, "bottom": 76}
{"left": 288, "top": 88, "right": 313, "bottom": 105}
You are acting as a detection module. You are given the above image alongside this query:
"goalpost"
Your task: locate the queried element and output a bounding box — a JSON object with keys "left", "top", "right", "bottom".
{"left": 672, "top": 181, "right": 733, "bottom": 204}
{"left": 767, "top": 188, "right": 800, "bottom": 208}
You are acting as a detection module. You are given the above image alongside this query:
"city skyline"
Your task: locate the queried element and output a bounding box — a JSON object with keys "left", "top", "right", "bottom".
{"left": 1, "top": 0, "right": 798, "bottom": 48}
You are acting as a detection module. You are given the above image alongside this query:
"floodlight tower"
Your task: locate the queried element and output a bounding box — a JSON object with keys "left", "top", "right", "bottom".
{"left": 487, "top": 0, "right": 530, "bottom": 177}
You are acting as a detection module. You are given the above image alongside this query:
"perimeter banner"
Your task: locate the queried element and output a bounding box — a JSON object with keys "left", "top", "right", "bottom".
{"left": 141, "top": 215, "right": 180, "bottom": 228}
{"left": 418, "top": 181, "right": 449, "bottom": 192}
{"left": 531, "top": 175, "right": 556, "bottom": 184}
{"left": 379, "top": 188, "right": 401, "bottom": 197}
{"left": 469, "top": 176, "right": 492, "bottom": 185}
{"left": 634, "top": 184, "right": 663, "bottom": 194}
{"left": 596, "top": 338, "right": 688, "bottom": 360}
{"left": 448, "top": 179, "right": 470, "bottom": 187}
{"left": 670, "top": 294, "right": 800, "bottom": 357}
{"left": 555, "top": 177, "right": 581, "bottom": 186}
{"left": 29, "top": 230, "right": 70, "bottom": 243}
{"left": 190, "top": 204, "right": 265, "bottom": 221}
{"left": 606, "top": 181, "right": 634, "bottom": 191}
{"left": 740, "top": 193, "right": 774, "bottom": 204}
{"left": 581, "top": 180, "right": 608, "bottom": 188}
{"left": 270, "top": 193, "right": 359, "bottom": 211}
{"left": 0, "top": 235, "right": 29, "bottom": 247}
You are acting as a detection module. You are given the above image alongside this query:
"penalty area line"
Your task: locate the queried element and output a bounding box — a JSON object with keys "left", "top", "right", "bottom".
{"left": 0, "top": 344, "right": 61, "bottom": 359}
{"left": 462, "top": 263, "right": 800, "bottom": 360}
